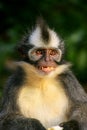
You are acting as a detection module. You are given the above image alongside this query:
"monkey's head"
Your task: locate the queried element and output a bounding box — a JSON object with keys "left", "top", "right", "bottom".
{"left": 17, "top": 18, "right": 65, "bottom": 75}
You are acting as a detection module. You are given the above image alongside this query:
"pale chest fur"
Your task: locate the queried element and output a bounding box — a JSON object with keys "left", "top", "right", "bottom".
{"left": 17, "top": 78, "right": 69, "bottom": 128}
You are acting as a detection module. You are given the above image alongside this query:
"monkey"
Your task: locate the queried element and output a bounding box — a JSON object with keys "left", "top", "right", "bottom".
{"left": 0, "top": 18, "right": 87, "bottom": 130}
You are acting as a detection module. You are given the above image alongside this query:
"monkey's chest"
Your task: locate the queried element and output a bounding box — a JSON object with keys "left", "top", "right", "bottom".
{"left": 17, "top": 83, "right": 69, "bottom": 128}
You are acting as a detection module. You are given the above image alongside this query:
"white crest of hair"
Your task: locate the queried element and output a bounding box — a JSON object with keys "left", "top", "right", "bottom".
{"left": 29, "top": 26, "right": 61, "bottom": 48}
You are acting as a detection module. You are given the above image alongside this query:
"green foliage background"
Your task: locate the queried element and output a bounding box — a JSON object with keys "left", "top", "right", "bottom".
{"left": 0, "top": 0, "right": 87, "bottom": 97}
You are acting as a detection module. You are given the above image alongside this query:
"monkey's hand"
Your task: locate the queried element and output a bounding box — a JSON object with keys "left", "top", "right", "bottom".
{"left": 59, "top": 120, "right": 79, "bottom": 130}
{"left": 47, "top": 126, "right": 63, "bottom": 130}
{"left": 0, "top": 118, "right": 46, "bottom": 130}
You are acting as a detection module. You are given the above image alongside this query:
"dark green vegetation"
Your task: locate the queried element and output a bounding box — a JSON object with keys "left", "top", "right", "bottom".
{"left": 0, "top": 0, "right": 87, "bottom": 97}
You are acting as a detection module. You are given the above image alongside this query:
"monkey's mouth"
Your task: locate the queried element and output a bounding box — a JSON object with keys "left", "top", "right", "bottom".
{"left": 38, "top": 66, "right": 56, "bottom": 73}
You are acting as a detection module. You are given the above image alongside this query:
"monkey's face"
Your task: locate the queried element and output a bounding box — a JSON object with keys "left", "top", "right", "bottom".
{"left": 18, "top": 18, "right": 64, "bottom": 75}
{"left": 29, "top": 47, "right": 62, "bottom": 74}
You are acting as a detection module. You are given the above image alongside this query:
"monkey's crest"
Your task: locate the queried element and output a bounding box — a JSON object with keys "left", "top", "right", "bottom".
{"left": 29, "top": 18, "right": 64, "bottom": 49}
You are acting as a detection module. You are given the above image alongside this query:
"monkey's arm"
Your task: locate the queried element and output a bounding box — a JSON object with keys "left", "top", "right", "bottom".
{"left": 60, "top": 70, "right": 87, "bottom": 130}
{"left": 61, "top": 70, "right": 87, "bottom": 102}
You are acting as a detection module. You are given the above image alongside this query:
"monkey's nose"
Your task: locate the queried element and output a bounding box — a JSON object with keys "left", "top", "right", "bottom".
{"left": 44, "top": 56, "right": 51, "bottom": 61}
{"left": 44, "top": 51, "right": 51, "bottom": 61}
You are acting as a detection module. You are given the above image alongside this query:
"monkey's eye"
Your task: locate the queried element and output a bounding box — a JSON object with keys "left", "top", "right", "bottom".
{"left": 29, "top": 48, "right": 44, "bottom": 61}
{"left": 35, "top": 49, "right": 43, "bottom": 55}
{"left": 49, "top": 49, "right": 62, "bottom": 62}
{"left": 49, "top": 49, "right": 58, "bottom": 56}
